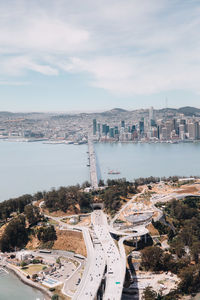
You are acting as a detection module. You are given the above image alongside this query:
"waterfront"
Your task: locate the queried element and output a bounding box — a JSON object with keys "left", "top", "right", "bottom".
{"left": 1, "top": 141, "right": 200, "bottom": 202}
{"left": 0, "top": 271, "right": 44, "bottom": 300}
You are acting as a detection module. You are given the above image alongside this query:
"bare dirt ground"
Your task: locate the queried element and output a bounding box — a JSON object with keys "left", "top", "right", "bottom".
{"left": 42, "top": 207, "right": 81, "bottom": 217}
{"left": 26, "top": 229, "right": 87, "bottom": 257}
{"left": 0, "top": 223, "right": 6, "bottom": 238}
{"left": 135, "top": 270, "right": 180, "bottom": 296}
{"left": 146, "top": 223, "right": 159, "bottom": 236}
{"left": 53, "top": 230, "right": 87, "bottom": 257}
{"left": 26, "top": 235, "right": 40, "bottom": 250}
{"left": 175, "top": 185, "right": 199, "bottom": 194}
{"left": 152, "top": 184, "right": 174, "bottom": 194}
{"left": 77, "top": 215, "right": 91, "bottom": 226}
{"left": 152, "top": 181, "right": 200, "bottom": 196}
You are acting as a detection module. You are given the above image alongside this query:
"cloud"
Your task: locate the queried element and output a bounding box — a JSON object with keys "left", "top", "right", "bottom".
{"left": 0, "top": 18, "right": 90, "bottom": 54}
{"left": 0, "top": 56, "right": 59, "bottom": 76}
{"left": 0, "top": 81, "right": 29, "bottom": 86}
{"left": 1, "top": 0, "right": 200, "bottom": 96}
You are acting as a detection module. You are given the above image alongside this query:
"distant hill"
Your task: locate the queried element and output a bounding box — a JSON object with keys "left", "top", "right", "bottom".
{"left": 0, "top": 111, "right": 14, "bottom": 116}
{"left": 1, "top": 106, "right": 200, "bottom": 119}
{"left": 155, "top": 106, "right": 200, "bottom": 116}
{"left": 94, "top": 107, "right": 128, "bottom": 118}
{"left": 177, "top": 106, "right": 200, "bottom": 116}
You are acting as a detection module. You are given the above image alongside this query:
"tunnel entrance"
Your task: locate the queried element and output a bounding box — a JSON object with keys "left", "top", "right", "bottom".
{"left": 91, "top": 202, "right": 104, "bottom": 210}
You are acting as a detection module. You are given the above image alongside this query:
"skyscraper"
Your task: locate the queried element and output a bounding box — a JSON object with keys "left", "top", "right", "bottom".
{"left": 93, "top": 119, "right": 97, "bottom": 135}
{"left": 109, "top": 128, "right": 115, "bottom": 138}
{"left": 121, "top": 120, "right": 125, "bottom": 128}
{"left": 102, "top": 124, "right": 107, "bottom": 135}
{"left": 149, "top": 106, "right": 154, "bottom": 121}
{"left": 195, "top": 122, "right": 200, "bottom": 139}
{"left": 139, "top": 120, "right": 144, "bottom": 135}
{"left": 97, "top": 123, "right": 101, "bottom": 133}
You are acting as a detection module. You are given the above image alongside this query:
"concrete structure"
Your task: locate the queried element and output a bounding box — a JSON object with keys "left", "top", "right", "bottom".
{"left": 72, "top": 227, "right": 106, "bottom": 300}
{"left": 93, "top": 119, "right": 97, "bottom": 135}
{"left": 125, "top": 212, "right": 153, "bottom": 226}
{"left": 16, "top": 250, "right": 32, "bottom": 261}
{"left": 92, "top": 210, "right": 124, "bottom": 300}
{"left": 88, "top": 137, "right": 98, "bottom": 189}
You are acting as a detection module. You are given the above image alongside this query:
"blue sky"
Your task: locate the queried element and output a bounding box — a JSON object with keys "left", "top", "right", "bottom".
{"left": 0, "top": 0, "right": 200, "bottom": 112}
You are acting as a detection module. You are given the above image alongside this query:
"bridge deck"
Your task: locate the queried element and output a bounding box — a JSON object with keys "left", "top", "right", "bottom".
{"left": 88, "top": 138, "right": 98, "bottom": 189}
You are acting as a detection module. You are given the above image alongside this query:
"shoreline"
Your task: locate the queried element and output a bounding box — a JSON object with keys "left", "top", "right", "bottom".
{"left": 1, "top": 137, "right": 200, "bottom": 145}
{"left": 6, "top": 263, "right": 52, "bottom": 300}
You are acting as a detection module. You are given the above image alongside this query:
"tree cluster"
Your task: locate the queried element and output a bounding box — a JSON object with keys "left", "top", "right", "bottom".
{"left": 0, "top": 215, "right": 28, "bottom": 252}
{"left": 44, "top": 186, "right": 92, "bottom": 213}
{"left": 0, "top": 194, "right": 33, "bottom": 221}
{"left": 141, "top": 246, "right": 176, "bottom": 273}
{"left": 142, "top": 286, "right": 178, "bottom": 300}
{"left": 152, "top": 219, "right": 175, "bottom": 240}
{"left": 37, "top": 225, "right": 57, "bottom": 243}
{"left": 102, "top": 179, "right": 137, "bottom": 213}
{"left": 149, "top": 195, "right": 200, "bottom": 296}
{"left": 24, "top": 205, "right": 41, "bottom": 226}
{"left": 134, "top": 176, "right": 180, "bottom": 187}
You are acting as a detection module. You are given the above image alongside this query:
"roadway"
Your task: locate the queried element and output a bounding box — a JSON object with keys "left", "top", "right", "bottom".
{"left": 92, "top": 210, "right": 124, "bottom": 300}
{"left": 72, "top": 226, "right": 106, "bottom": 300}
{"left": 110, "top": 188, "right": 146, "bottom": 228}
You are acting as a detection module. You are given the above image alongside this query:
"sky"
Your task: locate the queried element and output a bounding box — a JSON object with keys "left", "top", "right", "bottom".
{"left": 0, "top": 0, "right": 200, "bottom": 112}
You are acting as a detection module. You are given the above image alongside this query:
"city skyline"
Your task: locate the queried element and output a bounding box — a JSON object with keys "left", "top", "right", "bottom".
{"left": 1, "top": 1, "right": 200, "bottom": 111}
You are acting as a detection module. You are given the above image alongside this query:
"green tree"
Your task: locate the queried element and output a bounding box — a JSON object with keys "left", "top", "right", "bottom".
{"left": 99, "top": 179, "right": 105, "bottom": 186}
{"left": 20, "top": 261, "right": 27, "bottom": 268}
{"left": 37, "top": 225, "right": 57, "bottom": 243}
{"left": 179, "top": 265, "right": 200, "bottom": 294}
{"left": 142, "top": 286, "right": 157, "bottom": 300}
{"left": 56, "top": 257, "right": 61, "bottom": 264}
{"left": 190, "top": 241, "right": 200, "bottom": 264}
{"left": 141, "top": 246, "right": 164, "bottom": 272}
{"left": 51, "top": 295, "right": 59, "bottom": 300}
{"left": 0, "top": 215, "right": 28, "bottom": 252}
{"left": 24, "top": 205, "right": 41, "bottom": 226}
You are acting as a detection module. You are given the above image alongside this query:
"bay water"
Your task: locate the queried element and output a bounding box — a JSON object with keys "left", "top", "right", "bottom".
{"left": 0, "top": 140, "right": 200, "bottom": 202}
{"left": 0, "top": 271, "right": 44, "bottom": 300}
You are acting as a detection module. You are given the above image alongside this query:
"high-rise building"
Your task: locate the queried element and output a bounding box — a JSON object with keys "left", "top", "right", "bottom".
{"left": 139, "top": 121, "right": 144, "bottom": 135}
{"left": 150, "top": 119, "right": 156, "bottom": 127}
{"left": 195, "top": 122, "right": 200, "bottom": 139}
{"left": 109, "top": 128, "right": 115, "bottom": 138}
{"left": 161, "top": 127, "right": 167, "bottom": 140}
{"left": 131, "top": 125, "right": 136, "bottom": 133}
{"left": 97, "top": 123, "right": 101, "bottom": 132}
{"left": 93, "top": 119, "right": 97, "bottom": 135}
{"left": 179, "top": 124, "right": 185, "bottom": 140}
{"left": 188, "top": 122, "right": 196, "bottom": 140}
{"left": 165, "top": 120, "right": 173, "bottom": 140}
{"left": 121, "top": 120, "right": 125, "bottom": 128}
{"left": 149, "top": 106, "right": 154, "bottom": 121}
{"left": 173, "top": 119, "right": 178, "bottom": 134}
{"left": 106, "top": 125, "right": 110, "bottom": 135}
{"left": 114, "top": 126, "right": 119, "bottom": 135}
{"left": 102, "top": 124, "right": 107, "bottom": 135}
{"left": 157, "top": 125, "right": 160, "bottom": 139}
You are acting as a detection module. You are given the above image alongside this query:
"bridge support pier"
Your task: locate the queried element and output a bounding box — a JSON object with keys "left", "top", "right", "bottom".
{"left": 135, "top": 236, "right": 138, "bottom": 248}
{"left": 145, "top": 233, "right": 147, "bottom": 243}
